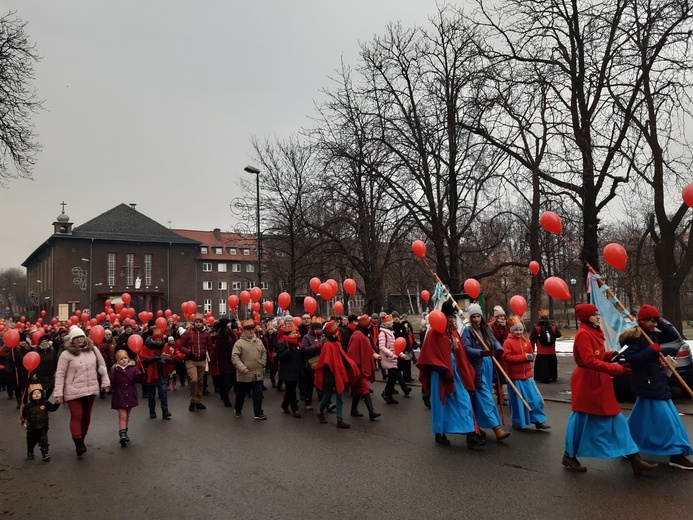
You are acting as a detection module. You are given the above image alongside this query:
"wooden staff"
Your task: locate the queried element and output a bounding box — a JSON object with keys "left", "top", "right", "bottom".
{"left": 426, "top": 268, "right": 532, "bottom": 412}
{"left": 557, "top": 235, "right": 693, "bottom": 399}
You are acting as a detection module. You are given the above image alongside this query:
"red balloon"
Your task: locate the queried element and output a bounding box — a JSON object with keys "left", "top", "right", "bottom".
{"left": 138, "top": 311, "right": 148, "bottom": 323}
{"left": 304, "top": 296, "right": 317, "bottom": 315}
{"left": 277, "top": 292, "right": 291, "bottom": 310}
{"left": 343, "top": 279, "right": 357, "bottom": 296}
{"left": 293, "top": 316, "right": 302, "bottom": 327}
{"left": 115, "top": 302, "right": 124, "bottom": 313}
{"left": 70, "top": 316, "right": 79, "bottom": 325}
{"left": 309, "top": 277, "right": 321, "bottom": 294}
{"left": 127, "top": 334, "right": 143, "bottom": 354}
{"left": 128, "top": 308, "right": 136, "bottom": 318}
{"left": 263, "top": 301, "right": 274, "bottom": 314}
{"left": 529, "top": 261, "right": 540, "bottom": 276}
{"left": 227, "top": 295, "right": 239, "bottom": 311}
{"left": 428, "top": 310, "right": 447, "bottom": 334}
{"left": 394, "top": 337, "right": 407, "bottom": 356}
{"left": 603, "top": 243, "right": 628, "bottom": 271}
{"left": 40, "top": 310, "right": 46, "bottom": 317}
{"left": 539, "top": 211, "right": 563, "bottom": 234}
{"left": 420, "top": 290, "right": 430, "bottom": 303}
{"left": 683, "top": 184, "right": 693, "bottom": 207}
{"left": 186, "top": 301, "right": 197, "bottom": 315}
{"left": 333, "top": 301, "right": 344, "bottom": 315}
{"left": 251, "top": 302, "right": 261, "bottom": 312}
{"left": 207, "top": 316, "right": 216, "bottom": 326}
{"left": 89, "top": 318, "right": 97, "bottom": 326}
{"left": 90, "top": 325, "right": 105, "bottom": 344}
{"left": 121, "top": 293, "right": 132, "bottom": 305}
{"left": 240, "top": 291, "right": 251, "bottom": 306}
{"left": 156, "top": 310, "right": 163, "bottom": 317}
{"left": 544, "top": 277, "right": 572, "bottom": 301}
{"left": 75, "top": 310, "right": 82, "bottom": 317}
{"left": 81, "top": 313, "right": 89, "bottom": 323}
{"left": 164, "top": 309, "right": 172, "bottom": 318}
{"left": 105, "top": 300, "right": 112, "bottom": 307}
{"left": 155, "top": 317, "right": 167, "bottom": 331}
{"left": 463, "top": 278, "right": 481, "bottom": 300}
{"left": 249, "top": 287, "right": 263, "bottom": 303}
{"left": 51, "top": 318, "right": 57, "bottom": 325}
{"left": 23, "top": 351, "right": 40, "bottom": 372}
{"left": 32, "top": 330, "right": 43, "bottom": 345}
{"left": 318, "top": 282, "right": 333, "bottom": 301}
{"left": 326, "top": 279, "right": 338, "bottom": 296}
{"left": 509, "top": 295, "right": 527, "bottom": 316}
{"left": 119, "top": 308, "right": 129, "bottom": 319}
{"left": 180, "top": 302, "right": 188, "bottom": 315}
{"left": 205, "top": 311, "right": 212, "bottom": 318}
{"left": 412, "top": 240, "right": 426, "bottom": 260}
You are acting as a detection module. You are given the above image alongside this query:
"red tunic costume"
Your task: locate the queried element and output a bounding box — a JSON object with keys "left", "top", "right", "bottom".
{"left": 347, "top": 328, "right": 377, "bottom": 395}
{"left": 314, "top": 339, "right": 360, "bottom": 394}
{"left": 417, "top": 329, "right": 475, "bottom": 405}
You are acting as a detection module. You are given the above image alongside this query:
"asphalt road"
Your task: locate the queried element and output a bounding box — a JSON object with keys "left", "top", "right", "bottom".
{"left": 1, "top": 369, "right": 691, "bottom": 520}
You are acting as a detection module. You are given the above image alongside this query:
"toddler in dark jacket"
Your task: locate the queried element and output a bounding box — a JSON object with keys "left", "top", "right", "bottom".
{"left": 21, "top": 383, "right": 60, "bottom": 461}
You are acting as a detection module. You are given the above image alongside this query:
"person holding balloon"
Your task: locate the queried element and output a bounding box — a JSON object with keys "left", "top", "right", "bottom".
{"left": 31, "top": 335, "right": 58, "bottom": 399}
{"left": 501, "top": 317, "right": 550, "bottom": 431}
{"left": 461, "top": 303, "right": 510, "bottom": 442}
{"left": 54, "top": 326, "right": 110, "bottom": 457}
{"left": 417, "top": 301, "right": 483, "bottom": 447}
{"left": 379, "top": 314, "right": 411, "bottom": 404}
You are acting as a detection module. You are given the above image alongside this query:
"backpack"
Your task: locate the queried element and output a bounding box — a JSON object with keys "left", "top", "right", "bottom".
{"left": 534, "top": 324, "right": 557, "bottom": 346}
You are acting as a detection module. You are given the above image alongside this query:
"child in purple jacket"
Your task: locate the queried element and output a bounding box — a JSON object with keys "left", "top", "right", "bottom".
{"left": 111, "top": 350, "right": 140, "bottom": 447}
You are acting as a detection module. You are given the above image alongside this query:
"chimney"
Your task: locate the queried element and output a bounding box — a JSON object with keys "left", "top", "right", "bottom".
{"left": 129, "top": 203, "right": 137, "bottom": 210}
{"left": 213, "top": 228, "right": 222, "bottom": 241}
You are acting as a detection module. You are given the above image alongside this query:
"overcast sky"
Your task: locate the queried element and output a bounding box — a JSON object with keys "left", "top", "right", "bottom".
{"left": 1, "top": 1, "right": 436, "bottom": 270}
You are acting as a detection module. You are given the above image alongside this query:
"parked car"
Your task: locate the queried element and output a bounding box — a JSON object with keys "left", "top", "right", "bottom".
{"left": 613, "top": 328, "right": 693, "bottom": 401}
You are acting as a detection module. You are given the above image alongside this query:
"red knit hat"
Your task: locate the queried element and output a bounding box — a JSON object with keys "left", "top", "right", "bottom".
{"left": 575, "top": 303, "right": 598, "bottom": 324}
{"left": 637, "top": 304, "right": 660, "bottom": 322}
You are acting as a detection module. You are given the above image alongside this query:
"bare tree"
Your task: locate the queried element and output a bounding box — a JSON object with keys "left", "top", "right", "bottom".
{"left": 0, "top": 12, "right": 42, "bottom": 185}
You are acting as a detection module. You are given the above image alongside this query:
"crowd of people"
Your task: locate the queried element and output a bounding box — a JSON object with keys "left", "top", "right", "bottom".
{"left": 1, "top": 301, "right": 691, "bottom": 474}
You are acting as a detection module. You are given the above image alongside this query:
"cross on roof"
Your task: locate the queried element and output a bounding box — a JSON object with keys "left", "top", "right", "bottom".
{"left": 60, "top": 201, "right": 67, "bottom": 213}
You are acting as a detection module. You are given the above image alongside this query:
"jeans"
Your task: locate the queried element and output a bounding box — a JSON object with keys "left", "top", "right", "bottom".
{"left": 319, "top": 385, "right": 344, "bottom": 419}
{"left": 235, "top": 381, "right": 264, "bottom": 416}
{"left": 146, "top": 382, "right": 169, "bottom": 411}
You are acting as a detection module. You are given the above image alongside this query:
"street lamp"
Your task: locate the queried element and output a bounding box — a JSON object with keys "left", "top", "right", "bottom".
{"left": 244, "top": 165, "right": 262, "bottom": 292}
{"left": 570, "top": 278, "right": 577, "bottom": 329}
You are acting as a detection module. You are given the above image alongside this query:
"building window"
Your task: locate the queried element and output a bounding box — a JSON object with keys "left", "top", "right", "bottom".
{"left": 242, "top": 248, "right": 250, "bottom": 256}
{"left": 214, "top": 247, "right": 223, "bottom": 255}
{"left": 144, "top": 254, "right": 152, "bottom": 286}
{"left": 218, "top": 263, "right": 227, "bottom": 272}
{"left": 218, "top": 281, "right": 227, "bottom": 291}
{"left": 228, "top": 248, "right": 237, "bottom": 255}
{"left": 232, "top": 263, "right": 241, "bottom": 272}
{"left": 260, "top": 281, "right": 268, "bottom": 290}
{"left": 246, "top": 264, "right": 255, "bottom": 273}
{"left": 232, "top": 281, "right": 241, "bottom": 290}
{"left": 200, "top": 247, "right": 208, "bottom": 254}
{"left": 126, "top": 254, "right": 135, "bottom": 286}
{"left": 107, "top": 253, "right": 116, "bottom": 286}
{"left": 219, "top": 299, "right": 226, "bottom": 316}
{"left": 202, "top": 263, "right": 212, "bottom": 272}
{"left": 204, "top": 299, "right": 212, "bottom": 314}
{"left": 245, "top": 281, "right": 254, "bottom": 289}
{"left": 202, "top": 281, "right": 212, "bottom": 290}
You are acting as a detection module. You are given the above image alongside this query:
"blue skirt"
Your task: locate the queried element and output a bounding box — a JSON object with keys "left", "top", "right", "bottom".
{"left": 507, "top": 378, "right": 546, "bottom": 428}
{"left": 470, "top": 357, "right": 501, "bottom": 428}
{"left": 430, "top": 354, "right": 476, "bottom": 435}
{"left": 627, "top": 398, "right": 692, "bottom": 456}
{"left": 564, "top": 411, "right": 638, "bottom": 458}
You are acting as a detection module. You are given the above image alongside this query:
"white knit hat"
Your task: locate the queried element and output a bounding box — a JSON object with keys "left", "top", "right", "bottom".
{"left": 493, "top": 305, "right": 506, "bottom": 317}
{"left": 67, "top": 326, "right": 86, "bottom": 342}
{"left": 467, "top": 304, "right": 483, "bottom": 317}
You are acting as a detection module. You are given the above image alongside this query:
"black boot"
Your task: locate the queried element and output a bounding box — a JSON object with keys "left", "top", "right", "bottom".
{"left": 119, "top": 430, "right": 128, "bottom": 447}
{"left": 162, "top": 408, "right": 172, "bottom": 419}
{"left": 466, "top": 433, "right": 486, "bottom": 448}
{"left": 627, "top": 453, "right": 659, "bottom": 475}
{"left": 382, "top": 391, "right": 398, "bottom": 405}
{"left": 40, "top": 446, "right": 50, "bottom": 461}
{"left": 150, "top": 408, "right": 157, "bottom": 419}
{"left": 422, "top": 393, "right": 431, "bottom": 409}
{"left": 350, "top": 395, "right": 364, "bottom": 417}
{"left": 74, "top": 438, "right": 87, "bottom": 457}
{"left": 124, "top": 428, "right": 131, "bottom": 443}
{"left": 27, "top": 450, "right": 34, "bottom": 460}
{"left": 364, "top": 394, "right": 381, "bottom": 420}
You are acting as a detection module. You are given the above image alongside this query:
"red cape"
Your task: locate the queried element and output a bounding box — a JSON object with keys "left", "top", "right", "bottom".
{"left": 346, "top": 329, "right": 377, "bottom": 382}
{"left": 314, "top": 340, "right": 361, "bottom": 393}
{"left": 417, "top": 329, "right": 475, "bottom": 405}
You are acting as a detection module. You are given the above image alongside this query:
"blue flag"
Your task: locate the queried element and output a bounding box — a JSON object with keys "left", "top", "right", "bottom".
{"left": 589, "top": 274, "right": 636, "bottom": 351}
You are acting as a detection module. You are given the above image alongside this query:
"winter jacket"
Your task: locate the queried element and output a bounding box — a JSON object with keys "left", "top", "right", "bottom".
{"left": 275, "top": 340, "right": 302, "bottom": 382}
{"left": 490, "top": 321, "right": 509, "bottom": 345}
{"left": 378, "top": 327, "right": 398, "bottom": 369}
{"left": 570, "top": 323, "right": 626, "bottom": 416}
{"left": 232, "top": 335, "right": 267, "bottom": 383}
{"left": 462, "top": 325, "right": 502, "bottom": 389}
{"left": 138, "top": 338, "right": 175, "bottom": 384}
{"left": 212, "top": 331, "right": 237, "bottom": 375}
{"left": 178, "top": 326, "right": 213, "bottom": 361}
{"left": 33, "top": 346, "right": 58, "bottom": 391}
{"left": 54, "top": 338, "right": 110, "bottom": 402}
{"left": 22, "top": 392, "right": 60, "bottom": 429}
{"left": 502, "top": 335, "right": 534, "bottom": 380}
{"left": 619, "top": 319, "right": 679, "bottom": 400}
{"left": 301, "top": 330, "right": 322, "bottom": 371}
{"left": 110, "top": 365, "right": 140, "bottom": 409}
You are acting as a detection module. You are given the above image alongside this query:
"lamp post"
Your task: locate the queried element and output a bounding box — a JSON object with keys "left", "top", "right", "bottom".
{"left": 244, "top": 165, "right": 262, "bottom": 292}
{"left": 570, "top": 278, "right": 577, "bottom": 329}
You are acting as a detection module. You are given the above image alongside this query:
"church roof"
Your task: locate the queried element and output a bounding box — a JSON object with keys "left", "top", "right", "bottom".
{"left": 70, "top": 204, "right": 199, "bottom": 244}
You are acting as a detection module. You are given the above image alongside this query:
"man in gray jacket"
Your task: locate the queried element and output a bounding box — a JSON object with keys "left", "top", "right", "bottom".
{"left": 232, "top": 320, "right": 267, "bottom": 419}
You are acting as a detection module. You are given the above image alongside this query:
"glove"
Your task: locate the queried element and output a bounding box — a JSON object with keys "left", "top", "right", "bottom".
{"left": 479, "top": 350, "right": 493, "bottom": 358}
{"left": 441, "top": 370, "right": 454, "bottom": 384}
{"left": 526, "top": 353, "right": 534, "bottom": 361}
{"left": 493, "top": 350, "right": 503, "bottom": 360}
{"left": 650, "top": 343, "right": 661, "bottom": 354}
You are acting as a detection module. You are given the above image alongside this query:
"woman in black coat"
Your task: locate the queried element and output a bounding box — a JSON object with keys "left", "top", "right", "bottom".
{"left": 212, "top": 319, "right": 237, "bottom": 408}
{"left": 274, "top": 324, "right": 302, "bottom": 418}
